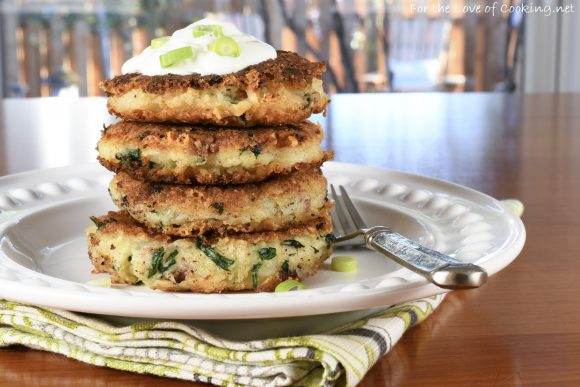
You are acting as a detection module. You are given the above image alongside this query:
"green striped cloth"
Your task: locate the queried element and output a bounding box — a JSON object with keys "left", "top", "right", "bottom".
{"left": 0, "top": 200, "right": 523, "bottom": 386}
{"left": 0, "top": 296, "right": 443, "bottom": 386}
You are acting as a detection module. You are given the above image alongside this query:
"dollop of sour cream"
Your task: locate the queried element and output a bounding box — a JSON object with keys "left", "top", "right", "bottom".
{"left": 121, "top": 18, "right": 277, "bottom": 76}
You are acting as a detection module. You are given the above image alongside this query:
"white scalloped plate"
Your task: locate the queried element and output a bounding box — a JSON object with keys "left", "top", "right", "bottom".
{"left": 0, "top": 162, "right": 525, "bottom": 320}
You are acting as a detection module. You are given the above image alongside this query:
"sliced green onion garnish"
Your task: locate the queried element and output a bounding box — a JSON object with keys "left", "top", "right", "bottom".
{"left": 331, "top": 256, "right": 358, "bottom": 273}
{"left": 150, "top": 36, "right": 170, "bottom": 49}
{"left": 193, "top": 24, "right": 223, "bottom": 38}
{"left": 85, "top": 276, "right": 111, "bottom": 288}
{"left": 275, "top": 279, "right": 305, "bottom": 292}
{"left": 208, "top": 36, "right": 241, "bottom": 57}
{"left": 159, "top": 46, "right": 195, "bottom": 68}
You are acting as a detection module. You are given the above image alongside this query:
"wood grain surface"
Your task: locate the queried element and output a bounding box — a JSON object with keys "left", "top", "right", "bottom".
{"left": 0, "top": 93, "right": 578, "bottom": 386}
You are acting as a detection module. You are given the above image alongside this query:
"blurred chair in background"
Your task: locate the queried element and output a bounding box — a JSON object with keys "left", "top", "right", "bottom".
{"left": 387, "top": 16, "right": 452, "bottom": 92}
{"left": 495, "top": 6, "right": 524, "bottom": 92}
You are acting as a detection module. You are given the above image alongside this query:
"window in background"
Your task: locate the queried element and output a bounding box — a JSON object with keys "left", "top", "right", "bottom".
{"left": 0, "top": 0, "right": 524, "bottom": 98}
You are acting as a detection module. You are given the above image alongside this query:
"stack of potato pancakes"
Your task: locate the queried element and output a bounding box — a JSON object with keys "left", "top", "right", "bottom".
{"left": 86, "top": 51, "right": 335, "bottom": 293}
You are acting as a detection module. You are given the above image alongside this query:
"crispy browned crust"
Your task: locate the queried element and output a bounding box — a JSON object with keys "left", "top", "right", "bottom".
{"left": 105, "top": 99, "right": 327, "bottom": 127}
{"left": 98, "top": 120, "right": 333, "bottom": 185}
{"left": 110, "top": 168, "right": 332, "bottom": 236}
{"left": 100, "top": 120, "right": 323, "bottom": 156}
{"left": 101, "top": 51, "right": 325, "bottom": 95}
{"left": 101, "top": 157, "right": 330, "bottom": 186}
{"left": 150, "top": 270, "right": 303, "bottom": 293}
{"left": 90, "top": 210, "right": 332, "bottom": 245}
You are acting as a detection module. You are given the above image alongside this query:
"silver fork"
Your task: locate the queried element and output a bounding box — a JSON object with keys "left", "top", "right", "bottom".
{"left": 329, "top": 185, "right": 488, "bottom": 290}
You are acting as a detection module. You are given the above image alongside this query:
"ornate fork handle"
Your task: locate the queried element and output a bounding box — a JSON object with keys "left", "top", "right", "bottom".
{"left": 365, "top": 226, "right": 488, "bottom": 289}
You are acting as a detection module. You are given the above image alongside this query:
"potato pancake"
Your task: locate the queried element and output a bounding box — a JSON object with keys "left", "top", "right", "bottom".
{"left": 98, "top": 120, "right": 332, "bottom": 185}
{"left": 101, "top": 51, "right": 329, "bottom": 126}
{"left": 86, "top": 211, "right": 333, "bottom": 293}
{"left": 110, "top": 168, "right": 331, "bottom": 236}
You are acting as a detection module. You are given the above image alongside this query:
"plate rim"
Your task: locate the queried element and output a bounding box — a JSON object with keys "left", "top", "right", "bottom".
{"left": 0, "top": 162, "right": 526, "bottom": 319}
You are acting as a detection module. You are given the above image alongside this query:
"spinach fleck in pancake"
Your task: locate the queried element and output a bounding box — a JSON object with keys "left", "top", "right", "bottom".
{"left": 87, "top": 211, "right": 333, "bottom": 293}
{"left": 98, "top": 120, "right": 332, "bottom": 185}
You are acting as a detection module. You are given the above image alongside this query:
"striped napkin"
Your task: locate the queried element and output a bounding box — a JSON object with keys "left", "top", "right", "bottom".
{"left": 0, "top": 200, "right": 523, "bottom": 386}
{"left": 0, "top": 296, "right": 443, "bottom": 386}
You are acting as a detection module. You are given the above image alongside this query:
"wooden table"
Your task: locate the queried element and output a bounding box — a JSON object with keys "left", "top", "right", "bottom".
{"left": 1, "top": 93, "right": 579, "bottom": 386}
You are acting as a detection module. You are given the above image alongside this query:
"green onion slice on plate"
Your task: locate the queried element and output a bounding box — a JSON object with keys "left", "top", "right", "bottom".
{"left": 275, "top": 279, "right": 305, "bottom": 292}
{"left": 159, "top": 46, "right": 195, "bottom": 68}
{"left": 208, "top": 36, "right": 241, "bottom": 57}
{"left": 150, "top": 36, "right": 170, "bottom": 49}
{"left": 85, "top": 276, "right": 111, "bottom": 288}
{"left": 193, "top": 24, "right": 223, "bottom": 38}
{"left": 330, "top": 256, "right": 358, "bottom": 273}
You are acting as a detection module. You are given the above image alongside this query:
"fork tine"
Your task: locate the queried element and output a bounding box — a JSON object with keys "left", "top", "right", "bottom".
{"left": 339, "top": 185, "right": 368, "bottom": 229}
{"left": 330, "top": 206, "right": 345, "bottom": 237}
{"left": 330, "top": 184, "right": 358, "bottom": 235}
